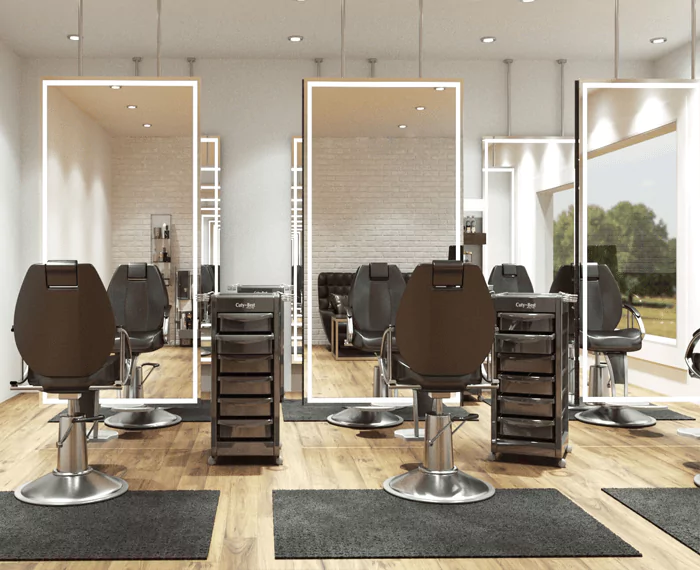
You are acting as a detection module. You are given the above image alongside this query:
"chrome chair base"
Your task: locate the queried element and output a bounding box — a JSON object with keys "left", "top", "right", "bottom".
{"left": 15, "top": 468, "right": 128, "bottom": 506}
{"left": 327, "top": 407, "right": 403, "bottom": 429}
{"left": 575, "top": 405, "right": 656, "bottom": 428}
{"left": 694, "top": 474, "right": 700, "bottom": 488}
{"left": 88, "top": 428, "right": 120, "bottom": 442}
{"left": 105, "top": 407, "right": 182, "bottom": 430}
{"left": 383, "top": 465, "right": 495, "bottom": 504}
{"left": 394, "top": 427, "right": 425, "bottom": 441}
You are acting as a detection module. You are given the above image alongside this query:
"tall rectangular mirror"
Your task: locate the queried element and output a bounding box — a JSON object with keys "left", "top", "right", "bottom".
{"left": 42, "top": 78, "right": 200, "bottom": 405}
{"left": 303, "top": 79, "right": 462, "bottom": 404}
{"left": 578, "top": 80, "right": 700, "bottom": 406}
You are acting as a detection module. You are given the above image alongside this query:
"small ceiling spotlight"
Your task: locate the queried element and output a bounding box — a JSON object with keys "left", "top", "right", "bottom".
{"left": 126, "top": 105, "right": 137, "bottom": 109}
{"left": 415, "top": 106, "right": 426, "bottom": 111}
{"left": 650, "top": 37, "right": 667, "bottom": 44}
{"left": 110, "top": 85, "right": 121, "bottom": 90}
{"left": 288, "top": 35, "right": 304, "bottom": 42}
{"left": 521, "top": 0, "right": 535, "bottom": 3}
{"left": 435, "top": 87, "right": 445, "bottom": 91}
{"left": 143, "top": 123, "right": 152, "bottom": 128}
{"left": 67, "top": 34, "right": 80, "bottom": 41}
{"left": 398, "top": 124, "right": 407, "bottom": 129}
{"left": 481, "top": 36, "right": 497, "bottom": 44}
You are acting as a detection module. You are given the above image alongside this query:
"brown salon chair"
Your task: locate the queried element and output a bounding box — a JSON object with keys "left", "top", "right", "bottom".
{"left": 383, "top": 261, "right": 496, "bottom": 504}
{"left": 488, "top": 264, "right": 534, "bottom": 294}
{"left": 12, "top": 261, "right": 130, "bottom": 505}
{"left": 104, "top": 263, "right": 182, "bottom": 430}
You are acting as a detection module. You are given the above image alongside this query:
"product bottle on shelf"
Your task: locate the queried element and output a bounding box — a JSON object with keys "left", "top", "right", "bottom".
{"left": 164, "top": 224, "right": 170, "bottom": 239}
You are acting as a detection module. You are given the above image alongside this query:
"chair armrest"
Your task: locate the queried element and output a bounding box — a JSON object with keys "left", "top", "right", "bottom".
{"left": 379, "top": 325, "right": 395, "bottom": 386}
{"left": 622, "top": 303, "right": 646, "bottom": 340}
{"left": 346, "top": 308, "right": 354, "bottom": 344}
{"left": 685, "top": 328, "right": 700, "bottom": 378}
{"left": 116, "top": 326, "right": 133, "bottom": 387}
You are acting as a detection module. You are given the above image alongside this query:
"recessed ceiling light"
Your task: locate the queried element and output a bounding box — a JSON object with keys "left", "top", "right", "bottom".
{"left": 110, "top": 85, "right": 121, "bottom": 90}
{"left": 521, "top": 0, "right": 535, "bottom": 3}
{"left": 650, "top": 37, "right": 667, "bottom": 44}
{"left": 435, "top": 87, "right": 445, "bottom": 91}
{"left": 288, "top": 35, "right": 304, "bottom": 42}
{"left": 398, "top": 125, "right": 407, "bottom": 129}
{"left": 67, "top": 34, "right": 80, "bottom": 41}
{"left": 481, "top": 36, "right": 497, "bottom": 44}
{"left": 126, "top": 105, "right": 137, "bottom": 109}
{"left": 143, "top": 123, "right": 152, "bottom": 128}
{"left": 415, "top": 106, "right": 426, "bottom": 111}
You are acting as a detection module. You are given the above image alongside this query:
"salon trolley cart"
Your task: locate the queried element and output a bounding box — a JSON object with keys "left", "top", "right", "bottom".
{"left": 209, "top": 292, "right": 284, "bottom": 465}
{"left": 489, "top": 292, "right": 576, "bottom": 468}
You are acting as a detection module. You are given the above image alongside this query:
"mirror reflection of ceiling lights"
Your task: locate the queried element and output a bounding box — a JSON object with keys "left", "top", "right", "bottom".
{"left": 480, "top": 37, "right": 497, "bottom": 44}
{"left": 288, "top": 36, "right": 303, "bottom": 42}
{"left": 650, "top": 37, "right": 668, "bottom": 44}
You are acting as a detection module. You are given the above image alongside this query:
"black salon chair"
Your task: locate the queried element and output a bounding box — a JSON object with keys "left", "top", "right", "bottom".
{"left": 327, "top": 263, "right": 406, "bottom": 429}
{"left": 488, "top": 264, "right": 534, "bottom": 293}
{"left": 12, "top": 261, "right": 130, "bottom": 505}
{"left": 551, "top": 263, "right": 653, "bottom": 428}
{"left": 104, "top": 263, "right": 182, "bottom": 430}
{"left": 383, "top": 261, "right": 496, "bottom": 503}
{"left": 679, "top": 329, "right": 700, "bottom": 487}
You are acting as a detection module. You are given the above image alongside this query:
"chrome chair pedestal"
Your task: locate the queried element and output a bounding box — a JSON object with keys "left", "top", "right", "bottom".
{"left": 15, "top": 401, "right": 128, "bottom": 506}
{"left": 384, "top": 396, "right": 494, "bottom": 504}
{"left": 575, "top": 405, "right": 655, "bottom": 428}
{"left": 677, "top": 427, "right": 700, "bottom": 487}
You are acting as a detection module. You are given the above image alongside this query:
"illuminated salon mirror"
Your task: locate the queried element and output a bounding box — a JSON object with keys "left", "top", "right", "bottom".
{"left": 303, "top": 79, "right": 462, "bottom": 404}
{"left": 482, "top": 137, "right": 575, "bottom": 293}
{"left": 578, "top": 80, "right": 700, "bottom": 408}
{"left": 42, "top": 78, "right": 200, "bottom": 406}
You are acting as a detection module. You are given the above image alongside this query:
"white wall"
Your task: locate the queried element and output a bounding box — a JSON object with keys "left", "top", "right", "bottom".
{"left": 0, "top": 39, "right": 21, "bottom": 403}
{"left": 18, "top": 57, "right": 655, "bottom": 302}
{"left": 46, "top": 88, "right": 113, "bottom": 284}
{"left": 310, "top": 136, "right": 455, "bottom": 344}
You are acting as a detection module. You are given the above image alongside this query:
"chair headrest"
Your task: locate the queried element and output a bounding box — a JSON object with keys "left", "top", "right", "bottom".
{"left": 502, "top": 264, "right": 518, "bottom": 277}
{"left": 432, "top": 261, "right": 463, "bottom": 288}
{"left": 46, "top": 260, "right": 78, "bottom": 287}
{"left": 587, "top": 263, "right": 600, "bottom": 280}
{"left": 127, "top": 263, "right": 148, "bottom": 280}
{"left": 369, "top": 263, "right": 389, "bottom": 280}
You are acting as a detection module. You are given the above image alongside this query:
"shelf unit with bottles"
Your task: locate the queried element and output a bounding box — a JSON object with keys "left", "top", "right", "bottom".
{"left": 151, "top": 214, "right": 173, "bottom": 286}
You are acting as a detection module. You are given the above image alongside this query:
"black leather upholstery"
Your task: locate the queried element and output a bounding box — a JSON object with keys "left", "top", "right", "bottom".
{"left": 13, "top": 262, "right": 118, "bottom": 392}
{"left": 348, "top": 263, "right": 406, "bottom": 353}
{"left": 395, "top": 262, "right": 495, "bottom": 391}
{"left": 108, "top": 263, "right": 169, "bottom": 354}
{"left": 488, "top": 264, "right": 534, "bottom": 294}
{"left": 200, "top": 265, "right": 216, "bottom": 294}
{"left": 588, "top": 329, "right": 642, "bottom": 352}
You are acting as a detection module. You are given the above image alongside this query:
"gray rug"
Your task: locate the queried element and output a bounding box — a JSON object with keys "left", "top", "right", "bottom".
{"left": 482, "top": 400, "right": 694, "bottom": 421}
{"left": 49, "top": 399, "right": 211, "bottom": 424}
{"left": 0, "top": 490, "right": 219, "bottom": 560}
{"left": 273, "top": 489, "right": 640, "bottom": 559}
{"left": 604, "top": 488, "right": 700, "bottom": 555}
{"left": 282, "top": 400, "right": 477, "bottom": 423}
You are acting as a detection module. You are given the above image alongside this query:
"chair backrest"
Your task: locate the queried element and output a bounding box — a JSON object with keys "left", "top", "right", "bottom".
{"left": 200, "top": 264, "right": 216, "bottom": 294}
{"left": 550, "top": 263, "right": 622, "bottom": 331}
{"left": 14, "top": 261, "right": 115, "bottom": 378}
{"left": 488, "top": 264, "right": 534, "bottom": 293}
{"left": 108, "top": 263, "right": 169, "bottom": 333}
{"left": 349, "top": 263, "right": 406, "bottom": 334}
{"left": 318, "top": 272, "right": 354, "bottom": 313}
{"left": 396, "top": 262, "right": 495, "bottom": 377}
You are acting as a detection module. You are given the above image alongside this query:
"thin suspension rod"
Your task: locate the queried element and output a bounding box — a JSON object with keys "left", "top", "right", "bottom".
{"left": 418, "top": 0, "right": 424, "bottom": 78}
{"left": 504, "top": 59, "right": 513, "bottom": 136}
{"left": 614, "top": 0, "right": 620, "bottom": 79}
{"left": 188, "top": 57, "right": 196, "bottom": 77}
{"left": 558, "top": 59, "right": 567, "bottom": 136}
{"left": 315, "top": 58, "right": 323, "bottom": 78}
{"left": 78, "top": 0, "right": 84, "bottom": 76}
{"left": 368, "top": 58, "right": 377, "bottom": 78}
{"left": 340, "top": 0, "right": 346, "bottom": 78}
{"left": 157, "top": 0, "right": 162, "bottom": 77}
{"left": 133, "top": 57, "right": 142, "bottom": 76}
{"left": 693, "top": 0, "right": 697, "bottom": 79}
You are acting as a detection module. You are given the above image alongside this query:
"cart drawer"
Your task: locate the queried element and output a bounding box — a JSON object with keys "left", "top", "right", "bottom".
{"left": 218, "top": 419, "right": 273, "bottom": 439}
{"left": 498, "top": 395, "right": 554, "bottom": 418}
{"left": 219, "top": 376, "right": 272, "bottom": 396}
{"left": 219, "top": 397, "right": 272, "bottom": 418}
{"left": 498, "top": 312, "right": 554, "bottom": 333}
{"left": 499, "top": 374, "right": 555, "bottom": 396}
{"left": 498, "top": 354, "right": 555, "bottom": 375}
{"left": 219, "top": 312, "right": 273, "bottom": 333}
{"left": 219, "top": 355, "right": 273, "bottom": 374}
{"left": 496, "top": 333, "right": 555, "bottom": 355}
{"left": 217, "top": 334, "right": 274, "bottom": 355}
{"left": 498, "top": 417, "right": 555, "bottom": 440}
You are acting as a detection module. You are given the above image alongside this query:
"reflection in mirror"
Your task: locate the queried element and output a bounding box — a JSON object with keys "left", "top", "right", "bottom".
{"left": 579, "top": 80, "right": 700, "bottom": 409}
{"left": 482, "top": 138, "right": 575, "bottom": 293}
{"left": 291, "top": 137, "right": 303, "bottom": 364}
{"left": 43, "top": 79, "right": 199, "bottom": 412}
{"left": 304, "top": 80, "right": 462, "bottom": 405}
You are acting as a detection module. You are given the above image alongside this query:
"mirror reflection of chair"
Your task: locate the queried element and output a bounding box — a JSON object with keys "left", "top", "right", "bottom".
{"left": 552, "top": 263, "right": 654, "bottom": 428}
{"left": 12, "top": 261, "right": 130, "bottom": 505}
{"left": 678, "top": 328, "right": 700, "bottom": 487}
{"left": 327, "top": 263, "right": 406, "bottom": 429}
{"left": 104, "top": 263, "right": 182, "bottom": 430}
{"left": 383, "top": 261, "right": 496, "bottom": 504}
{"left": 488, "top": 264, "right": 534, "bottom": 294}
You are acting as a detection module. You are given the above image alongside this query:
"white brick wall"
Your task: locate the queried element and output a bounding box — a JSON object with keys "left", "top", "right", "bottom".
{"left": 111, "top": 137, "right": 193, "bottom": 341}
{"left": 309, "top": 137, "right": 456, "bottom": 344}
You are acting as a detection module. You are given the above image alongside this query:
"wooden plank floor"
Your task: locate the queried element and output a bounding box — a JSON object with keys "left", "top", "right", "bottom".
{"left": 0, "top": 391, "right": 699, "bottom": 569}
